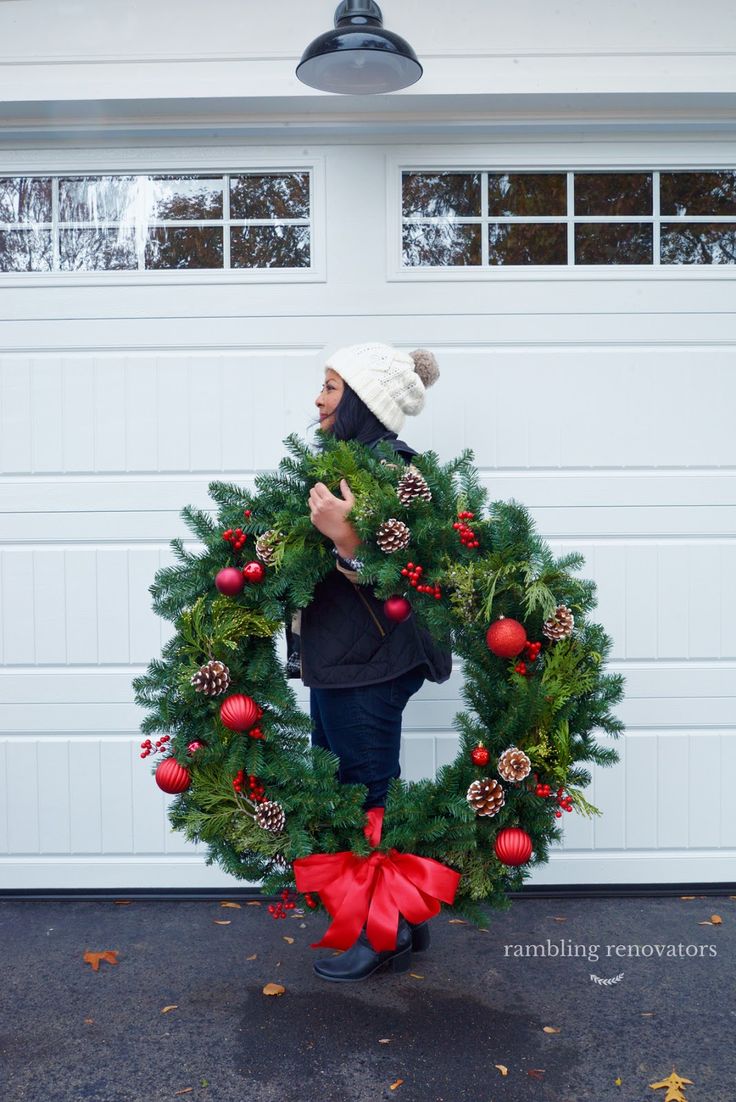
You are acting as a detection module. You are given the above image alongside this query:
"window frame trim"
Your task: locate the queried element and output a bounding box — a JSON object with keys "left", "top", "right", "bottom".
{"left": 0, "top": 150, "right": 326, "bottom": 285}
{"left": 386, "top": 151, "right": 736, "bottom": 280}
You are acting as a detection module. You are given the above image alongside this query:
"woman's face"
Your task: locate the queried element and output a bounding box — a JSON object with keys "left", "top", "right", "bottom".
{"left": 315, "top": 368, "right": 344, "bottom": 433}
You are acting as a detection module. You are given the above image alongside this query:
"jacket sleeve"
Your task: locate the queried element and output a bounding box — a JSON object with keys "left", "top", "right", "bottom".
{"left": 334, "top": 558, "right": 362, "bottom": 584}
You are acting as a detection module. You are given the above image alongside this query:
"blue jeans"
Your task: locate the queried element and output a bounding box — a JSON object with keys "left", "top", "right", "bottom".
{"left": 310, "top": 666, "right": 426, "bottom": 809}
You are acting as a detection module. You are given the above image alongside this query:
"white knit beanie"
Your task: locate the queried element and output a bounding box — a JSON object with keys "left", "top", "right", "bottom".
{"left": 324, "top": 342, "right": 440, "bottom": 433}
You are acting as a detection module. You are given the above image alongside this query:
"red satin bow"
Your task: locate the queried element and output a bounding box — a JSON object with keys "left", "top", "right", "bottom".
{"left": 292, "top": 807, "right": 461, "bottom": 952}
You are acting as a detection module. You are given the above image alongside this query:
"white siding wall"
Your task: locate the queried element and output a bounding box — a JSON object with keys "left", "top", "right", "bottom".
{"left": 1, "top": 138, "right": 736, "bottom": 889}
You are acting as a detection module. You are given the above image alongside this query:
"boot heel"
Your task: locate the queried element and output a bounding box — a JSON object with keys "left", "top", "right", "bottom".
{"left": 390, "top": 946, "right": 411, "bottom": 973}
{"left": 410, "top": 922, "right": 431, "bottom": 952}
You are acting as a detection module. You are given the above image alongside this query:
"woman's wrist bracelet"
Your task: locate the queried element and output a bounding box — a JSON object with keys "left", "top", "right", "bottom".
{"left": 332, "top": 547, "right": 364, "bottom": 572}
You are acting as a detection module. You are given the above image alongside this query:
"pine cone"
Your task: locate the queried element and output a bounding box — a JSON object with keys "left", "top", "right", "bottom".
{"left": 254, "top": 800, "right": 286, "bottom": 833}
{"left": 497, "top": 747, "right": 532, "bottom": 783}
{"left": 376, "top": 518, "right": 411, "bottom": 554}
{"left": 396, "top": 466, "right": 432, "bottom": 505}
{"left": 542, "top": 604, "right": 575, "bottom": 641}
{"left": 191, "top": 659, "right": 231, "bottom": 696}
{"left": 255, "top": 530, "right": 282, "bottom": 567}
{"left": 466, "top": 777, "right": 505, "bottom": 817}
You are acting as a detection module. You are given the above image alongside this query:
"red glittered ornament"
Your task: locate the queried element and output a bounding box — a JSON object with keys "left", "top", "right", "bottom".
{"left": 383, "top": 595, "right": 412, "bottom": 623}
{"left": 155, "top": 757, "right": 191, "bottom": 794}
{"left": 470, "top": 744, "right": 490, "bottom": 767}
{"left": 215, "top": 567, "right": 245, "bottom": 597}
{"left": 494, "top": 826, "right": 533, "bottom": 867}
{"left": 242, "top": 561, "right": 265, "bottom": 584}
{"left": 220, "top": 693, "right": 260, "bottom": 732}
{"left": 485, "top": 616, "right": 528, "bottom": 658}
{"left": 187, "top": 740, "right": 205, "bottom": 756}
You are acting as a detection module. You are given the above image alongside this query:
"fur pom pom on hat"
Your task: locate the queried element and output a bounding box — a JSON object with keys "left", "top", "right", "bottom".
{"left": 324, "top": 342, "right": 440, "bottom": 433}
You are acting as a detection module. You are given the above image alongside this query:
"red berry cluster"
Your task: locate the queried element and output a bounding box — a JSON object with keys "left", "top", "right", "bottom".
{"left": 222, "top": 527, "right": 247, "bottom": 551}
{"left": 243, "top": 509, "right": 252, "bottom": 518}
{"left": 303, "top": 892, "right": 318, "bottom": 910}
{"left": 248, "top": 726, "right": 265, "bottom": 741}
{"left": 400, "top": 562, "right": 442, "bottom": 600}
{"left": 532, "top": 774, "right": 573, "bottom": 817}
{"left": 232, "top": 770, "right": 266, "bottom": 802}
{"left": 535, "top": 781, "right": 552, "bottom": 797}
{"left": 514, "top": 639, "right": 543, "bottom": 676}
{"left": 554, "top": 787, "right": 574, "bottom": 818}
{"left": 268, "top": 888, "right": 298, "bottom": 919}
{"left": 453, "top": 511, "right": 480, "bottom": 549}
{"left": 139, "top": 735, "right": 170, "bottom": 759}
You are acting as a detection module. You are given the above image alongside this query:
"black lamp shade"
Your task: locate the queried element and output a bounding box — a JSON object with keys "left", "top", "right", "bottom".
{"left": 296, "top": 3, "right": 423, "bottom": 94}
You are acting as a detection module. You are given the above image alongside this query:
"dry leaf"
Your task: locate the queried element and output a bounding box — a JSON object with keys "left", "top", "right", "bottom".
{"left": 389, "top": 1080, "right": 404, "bottom": 1091}
{"left": 729, "top": 896, "right": 736, "bottom": 900}
{"left": 641, "top": 1012, "right": 655, "bottom": 1017}
{"left": 680, "top": 896, "right": 696, "bottom": 900}
{"left": 246, "top": 954, "right": 257, "bottom": 961}
{"left": 527, "top": 1069, "right": 545, "bottom": 1080}
{"left": 83, "top": 950, "right": 119, "bottom": 972}
{"left": 479, "top": 928, "right": 489, "bottom": 933}
{"left": 697, "top": 921, "right": 713, "bottom": 926}
{"left": 378, "top": 1039, "right": 391, "bottom": 1044}
{"left": 543, "top": 1026, "right": 560, "bottom": 1034}
{"left": 83, "top": 1018, "right": 95, "bottom": 1025}
{"left": 246, "top": 901, "right": 262, "bottom": 906}
{"left": 283, "top": 936, "right": 295, "bottom": 944}
{"left": 213, "top": 920, "right": 231, "bottom": 926}
{"left": 161, "top": 1005, "right": 178, "bottom": 1014}
{"left": 410, "top": 973, "right": 424, "bottom": 979}
{"left": 711, "top": 914, "right": 723, "bottom": 924}
{"left": 220, "top": 901, "right": 241, "bottom": 909}
{"left": 113, "top": 900, "right": 132, "bottom": 905}
{"left": 553, "top": 916, "right": 567, "bottom": 922}
{"left": 495, "top": 1064, "right": 508, "bottom": 1077}
{"left": 174, "top": 1090, "right": 193, "bottom": 1097}
{"left": 448, "top": 919, "right": 467, "bottom": 925}
{"left": 614, "top": 1077, "right": 622, "bottom": 1086}
{"left": 262, "top": 982, "right": 285, "bottom": 996}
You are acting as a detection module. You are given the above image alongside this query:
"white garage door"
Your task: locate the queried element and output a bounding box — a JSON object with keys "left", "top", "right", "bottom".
{"left": 1, "top": 139, "right": 735, "bottom": 891}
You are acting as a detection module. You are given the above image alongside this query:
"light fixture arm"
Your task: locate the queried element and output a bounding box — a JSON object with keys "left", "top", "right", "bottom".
{"left": 334, "top": 0, "right": 384, "bottom": 27}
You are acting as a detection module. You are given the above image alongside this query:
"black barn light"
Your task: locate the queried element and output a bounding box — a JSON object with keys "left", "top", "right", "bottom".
{"left": 296, "top": 0, "right": 423, "bottom": 95}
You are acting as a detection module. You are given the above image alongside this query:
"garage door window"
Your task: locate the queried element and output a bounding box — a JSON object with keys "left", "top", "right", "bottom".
{"left": 401, "top": 170, "right": 736, "bottom": 268}
{"left": 0, "top": 172, "right": 312, "bottom": 272}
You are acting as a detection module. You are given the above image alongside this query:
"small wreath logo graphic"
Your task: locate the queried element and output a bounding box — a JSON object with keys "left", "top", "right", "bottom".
{"left": 590, "top": 972, "right": 625, "bottom": 986}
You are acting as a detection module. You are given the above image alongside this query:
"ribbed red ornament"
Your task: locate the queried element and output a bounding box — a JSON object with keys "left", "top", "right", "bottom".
{"left": 155, "top": 757, "right": 191, "bottom": 794}
{"left": 215, "top": 567, "right": 245, "bottom": 596}
{"left": 494, "top": 826, "right": 533, "bottom": 866}
{"left": 485, "top": 616, "right": 528, "bottom": 658}
{"left": 220, "top": 693, "right": 260, "bottom": 732}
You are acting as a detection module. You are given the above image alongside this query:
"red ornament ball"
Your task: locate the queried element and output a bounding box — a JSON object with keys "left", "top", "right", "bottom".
{"left": 155, "top": 757, "right": 191, "bottom": 794}
{"left": 470, "top": 744, "right": 490, "bottom": 767}
{"left": 215, "top": 567, "right": 245, "bottom": 597}
{"left": 187, "top": 740, "right": 204, "bottom": 756}
{"left": 220, "top": 693, "right": 260, "bottom": 732}
{"left": 242, "top": 560, "right": 265, "bottom": 584}
{"left": 383, "top": 595, "right": 412, "bottom": 623}
{"left": 486, "top": 616, "right": 528, "bottom": 658}
{"left": 494, "top": 826, "right": 533, "bottom": 867}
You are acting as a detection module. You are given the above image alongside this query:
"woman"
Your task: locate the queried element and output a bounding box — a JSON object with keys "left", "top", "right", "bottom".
{"left": 292, "top": 342, "right": 453, "bottom": 982}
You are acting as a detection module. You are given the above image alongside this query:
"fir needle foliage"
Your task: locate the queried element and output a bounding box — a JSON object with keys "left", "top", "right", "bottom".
{"left": 133, "top": 433, "right": 625, "bottom": 920}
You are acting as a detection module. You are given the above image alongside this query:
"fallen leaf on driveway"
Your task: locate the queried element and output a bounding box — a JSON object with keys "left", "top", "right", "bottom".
{"left": 697, "top": 921, "right": 713, "bottom": 926}
{"left": 553, "top": 916, "right": 567, "bottom": 922}
{"left": 527, "top": 1069, "right": 545, "bottom": 1080}
{"left": 378, "top": 1039, "right": 391, "bottom": 1044}
{"left": 448, "top": 919, "right": 466, "bottom": 925}
{"left": 282, "top": 936, "right": 294, "bottom": 944}
{"left": 220, "top": 901, "right": 241, "bottom": 908}
{"left": 83, "top": 950, "right": 119, "bottom": 972}
{"left": 113, "top": 900, "right": 132, "bottom": 906}
{"left": 641, "top": 1012, "right": 655, "bottom": 1017}
{"left": 161, "top": 1005, "right": 178, "bottom": 1014}
{"left": 246, "top": 901, "right": 262, "bottom": 906}
{"left": 213, "top": 920, "right": 231, "bottom": 925}
{"left": 389, "top": 1079, "right": 404, "bottom": 1090}
{"left": 246, "top": 954, "right": 257, "bottom": 960}
{"left": 173, "top": 1090, "right": 193, "bottom": 1096}
{"left": 614, "top": 1076, "right": 622, "bottom": 1086}
{"left": 543, "top": 1026, "right": 560, "bottom": 1033}
{"left": 711, "top": 914, "right": 723, "bottom": 924}
{"left": 494, "top": 1064, "right": 508, "bottom": 1076}
{"left": 262, "top": 982, "right": 285, "bottom": 996}
{"left": 83, "top": 1018, "right": 94, "bottom": 1025}
{"left": 680, "top": 896, "right": 696, "bottom": 900}
{"left": 410, "top": 973, "right": 424, "bottom": 979}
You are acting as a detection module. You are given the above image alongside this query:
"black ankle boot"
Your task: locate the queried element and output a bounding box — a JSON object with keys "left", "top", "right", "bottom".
{"left": 313, "top": 918, "right": 412, "bottom": 982}
{"left": 408, "top": 919, "right": 431, "bottom": 952}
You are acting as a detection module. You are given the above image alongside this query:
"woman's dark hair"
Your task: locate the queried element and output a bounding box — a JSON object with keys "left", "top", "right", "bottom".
{"left": 317, "top": 380, "right": 392, "bottom": 446}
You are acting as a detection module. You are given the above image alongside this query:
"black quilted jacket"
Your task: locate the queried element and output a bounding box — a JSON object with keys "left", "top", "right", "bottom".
{"left": 290, "top": 434, "right": 453, "bottom": 689}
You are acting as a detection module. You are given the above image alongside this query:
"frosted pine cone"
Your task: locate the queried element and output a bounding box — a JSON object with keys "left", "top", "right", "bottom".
{"left": 255, "top": 530, "right": 283, "bottom": 567}
{"left": 466, "top": 777, "right": 505, "bottom": 817}
{"left": 254, "top": 800, "right": 286, "bottom": 834}
{"left": 497, "top": 747, "right": 532, "bottom": 783}
{"left": 376, "top": 518, "right": 411, "bottom": 554}
{"left": 191, "top": 659, "right": 231, "bottom": 696}
{"left": 396, "top": 466, "right": 432, "bottom": 505}
{"left": 542, "top": 604, "right": 575, "bottom": 641}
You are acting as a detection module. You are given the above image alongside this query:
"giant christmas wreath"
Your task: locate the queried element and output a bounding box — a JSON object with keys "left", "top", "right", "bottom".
{"left": 133, "top": 433, "right": 624, "bottom": 949}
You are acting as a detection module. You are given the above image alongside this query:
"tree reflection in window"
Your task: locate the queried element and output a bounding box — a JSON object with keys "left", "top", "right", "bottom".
{"left": 661, "top": 172, "right": 736, "bottom": 216}
{"left": 403, "top": 173, "right": 481, "bottom": 218}
{"left": 403, "top": 223, "right": 481, "bottom": 266}
{"left": 661, "top": 224, "right": 736, "bottom": 264}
